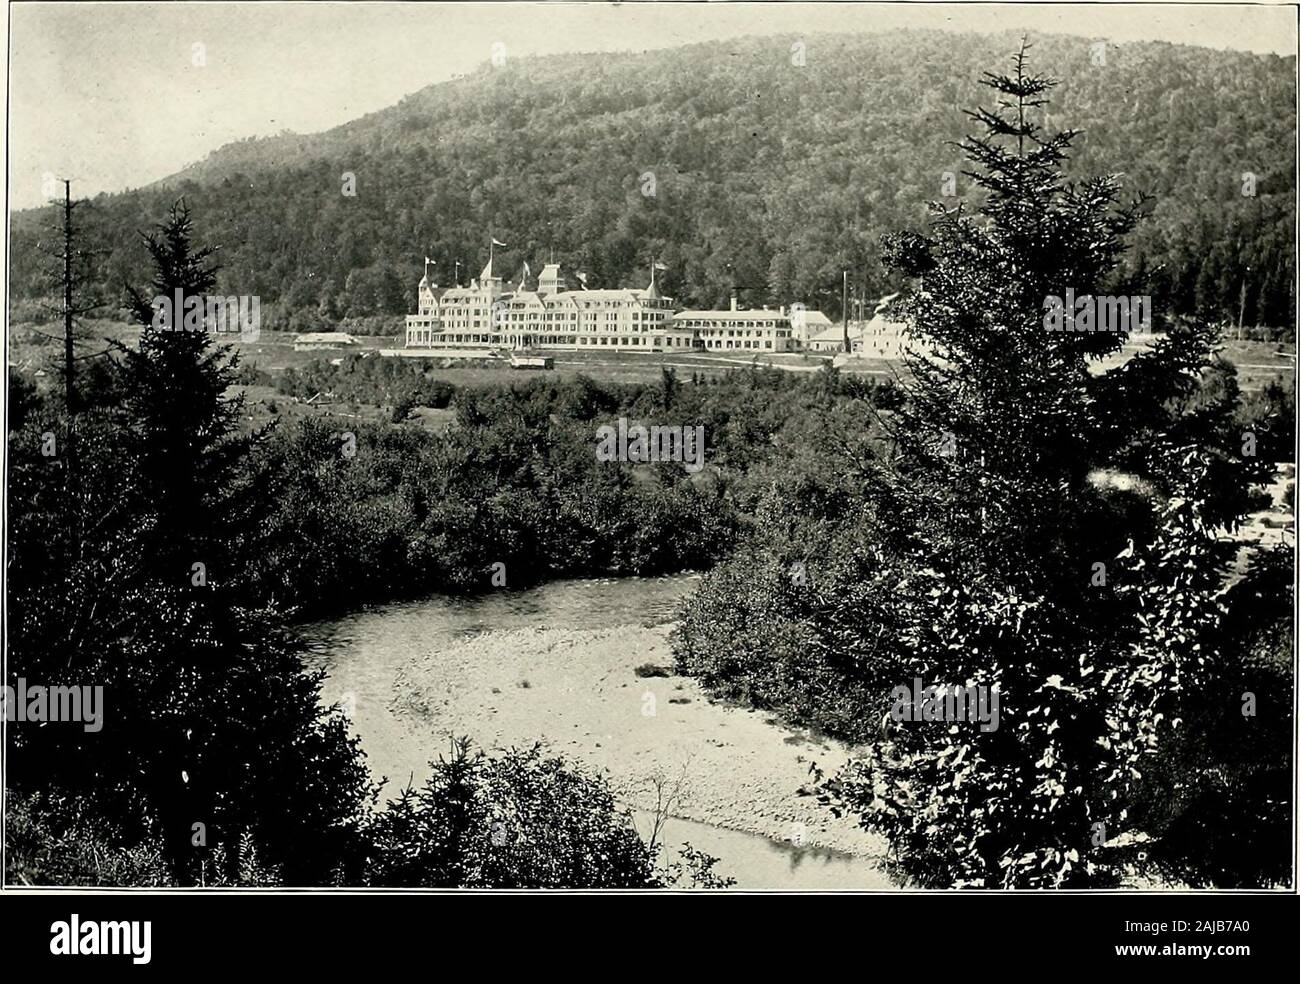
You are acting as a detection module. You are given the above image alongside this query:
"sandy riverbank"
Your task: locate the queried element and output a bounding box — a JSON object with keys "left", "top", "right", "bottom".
{"left": 388, "top": 621, "right": 889, "bottom": 863}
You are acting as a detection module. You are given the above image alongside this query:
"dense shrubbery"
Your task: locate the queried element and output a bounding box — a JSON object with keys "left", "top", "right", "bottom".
{"left": 243, "top": 386, "right": 722, "bottom": 611}
{"left": 1133, "top": 544, "right": 1294, "bottom": 887}
{"left": 673, "top": 398, "right": 900, "bottom": 741}
{"left": 1235, "top": 376, "right": 1296, "bottom": 465}
{"left": 275, "top": 353, "right": 456, "bottom": 413}
{"left": 240, "top": 361, "right": 897, "bottom": 617}
{"left": 10, "top": 741, "right": 674, "bottom": 889}
{"left": 6, "top": 791, "right": 176, "bottom": 888}
{"left": 363, "top": 739, "right": 657, "bottom": 888}
{"left": 1236, "top": 324, "right": 1296, "bottom": 344}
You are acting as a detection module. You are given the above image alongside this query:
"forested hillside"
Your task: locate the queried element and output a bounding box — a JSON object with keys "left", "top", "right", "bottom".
{"left": 8, "top": 30, "right": 1295, "bottom": 329}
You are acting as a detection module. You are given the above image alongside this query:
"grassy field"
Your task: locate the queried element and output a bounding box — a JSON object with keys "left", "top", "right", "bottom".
{"left": 10, "top": 320, "right": 1294, "bottom": 397}
{"left": 1217, "top": 338, "right": 1296, "bottom": 390}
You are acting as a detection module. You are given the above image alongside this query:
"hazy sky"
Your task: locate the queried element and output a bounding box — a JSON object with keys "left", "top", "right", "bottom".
{"left": 6, "top": 2, "right": 1297, "bottom": 210}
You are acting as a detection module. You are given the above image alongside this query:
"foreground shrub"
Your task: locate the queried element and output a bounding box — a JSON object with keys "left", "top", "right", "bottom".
{"left": 363, "top": 739, "right": 659, "bottom": 888}
{"left": 1135, "top": 544, "right": 1294, "bottom": 887}
{"left": 5, "top": 790, "right": 174, "bottom": 888}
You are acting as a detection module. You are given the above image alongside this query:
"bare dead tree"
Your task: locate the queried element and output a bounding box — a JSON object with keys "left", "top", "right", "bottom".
{"left": 637, "top": 756, "right": 694, "bottom": 856}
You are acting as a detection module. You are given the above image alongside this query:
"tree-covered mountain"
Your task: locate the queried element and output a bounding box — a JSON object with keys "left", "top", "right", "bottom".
{"left": 8, "top": 29, "right": 1295, "bottom": 329}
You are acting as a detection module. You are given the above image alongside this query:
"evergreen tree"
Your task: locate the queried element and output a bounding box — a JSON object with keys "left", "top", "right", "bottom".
{"left": 2, "top": 202, "right": 374, "bottom": 884}
{"left": 110, "top": 202, "right": 373, "bottom": 884}
{"left": 120, "top": 201, "right": 257, "bottom": 578}
{"left": 816, "top": 44, "right": 1263, "bottom": 888}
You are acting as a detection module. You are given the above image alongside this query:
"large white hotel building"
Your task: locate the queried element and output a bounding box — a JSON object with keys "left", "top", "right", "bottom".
{"left": 404, "top": 255, "right": 819, "bottom": 355}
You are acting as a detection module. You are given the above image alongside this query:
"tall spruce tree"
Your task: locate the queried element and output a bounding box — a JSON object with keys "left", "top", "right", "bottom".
{"left": 820, "top": 44, "right": 1261, "bottom": 888}
{"left": 105, "top": 202, "right": 373, "bottom": 883}
{"left": 120, "top": 201, "right": 257, "bottom": 577}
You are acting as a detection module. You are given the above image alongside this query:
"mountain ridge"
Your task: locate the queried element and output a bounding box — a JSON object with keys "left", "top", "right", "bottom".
{"left": 151, "top": 29, "right": 1296, "bottom": 189}
{"left": 9, "top": 29, "right": 1295, "bottom": 328}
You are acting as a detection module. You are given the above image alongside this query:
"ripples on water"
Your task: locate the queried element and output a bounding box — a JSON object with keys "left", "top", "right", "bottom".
{"left": 303, "top": 572, "right": 698, "bottom": 654}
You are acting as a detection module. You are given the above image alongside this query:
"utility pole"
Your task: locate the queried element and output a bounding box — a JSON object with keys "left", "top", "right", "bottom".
{"left": 50, "top": 178, "right": 95, "bottom": 572}
{"left": 1238, "top": 266, "right": 1250, "bottom": 340}
{"left": 61, "top": 179, "right": 77, "bottom": 418}
{"left": 842, "top": 269, "right": 850, "bottom": 353}
{"left": 46, "top": 179, "right": 102, "bottom": 474}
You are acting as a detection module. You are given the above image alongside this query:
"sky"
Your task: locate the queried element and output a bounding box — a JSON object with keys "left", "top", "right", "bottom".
{"left": 6, "top": 1, "right": 1298, "bottom": 211}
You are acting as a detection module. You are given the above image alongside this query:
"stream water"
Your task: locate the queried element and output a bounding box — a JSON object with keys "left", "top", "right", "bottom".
{"left": 301, "top": 575, "right": 890, "bottom": 890}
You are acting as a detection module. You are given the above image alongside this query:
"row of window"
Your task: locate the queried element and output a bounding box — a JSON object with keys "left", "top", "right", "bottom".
{"left": 404, "top": 331, "right": 696, "bottom": 348}
{"left": 431, "top": 299, "right": 670, "bottom": 311}
{"left": 696, "top": 328, "right": 792, "bottom": 338}
{"left": 701, "top": 339, "right": 783, "bottom": 350}
{"left": 408, "top": 321, "right": 793, "bottom": 348}
{"left": 419, "top": 312, "right": 791, "bottom": 332}
{"left": 411, "top": 321, "right": 688, "bottom": 334}
{"left": 686, "top": 320, "right": 791, "bottom": 330}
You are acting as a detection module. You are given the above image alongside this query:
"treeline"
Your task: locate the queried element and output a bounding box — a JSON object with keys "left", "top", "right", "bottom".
{"left": 674, "top": 55, "right": 1295, "bottom": 890}
{"left": 8, "top": 31, "right": 1295, "bottom": 329}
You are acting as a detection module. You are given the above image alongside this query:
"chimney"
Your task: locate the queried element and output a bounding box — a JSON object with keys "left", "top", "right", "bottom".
{"left": 730, "top": 290, "right": 738, "bottom": 312}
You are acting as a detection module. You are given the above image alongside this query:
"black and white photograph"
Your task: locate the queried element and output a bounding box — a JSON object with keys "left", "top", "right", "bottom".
{"left": 0, "top": 0, "right": 1296, "bottom": 944}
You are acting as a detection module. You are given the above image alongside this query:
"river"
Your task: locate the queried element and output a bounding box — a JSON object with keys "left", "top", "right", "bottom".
{"left": 301, "top": 574, "right": 892, "bottom": 890}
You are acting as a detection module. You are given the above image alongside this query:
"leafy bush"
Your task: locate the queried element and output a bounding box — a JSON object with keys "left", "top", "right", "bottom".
{"left": 1235, "top": 377, "right": 1296, "bottom": 464}
{"left": 1136, "top": 544, "right": 1294, "bottom": 887}
{"left": 5, "top": 790, "right": 174, "bottom": 888}
{"left": 363, "top": 739, "right": 658, "bottom": 888}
